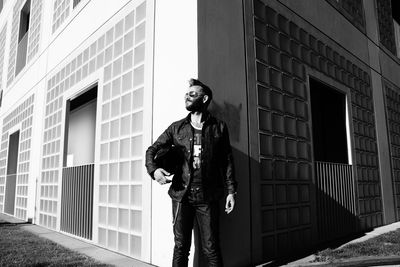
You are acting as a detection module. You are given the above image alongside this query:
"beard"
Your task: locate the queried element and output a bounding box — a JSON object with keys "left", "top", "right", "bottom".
{"left": 185, "top": 97, "right": 205, "bottom": 112}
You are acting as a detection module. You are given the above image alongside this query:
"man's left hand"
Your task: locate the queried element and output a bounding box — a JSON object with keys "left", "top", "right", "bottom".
{"left": 225, "top": 193, "right": 236, "bottom": 214}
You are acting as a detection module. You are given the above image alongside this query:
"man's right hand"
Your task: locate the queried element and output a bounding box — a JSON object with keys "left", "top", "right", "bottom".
{"left": 154, "top": 168, "right": 172, "bottom": 185}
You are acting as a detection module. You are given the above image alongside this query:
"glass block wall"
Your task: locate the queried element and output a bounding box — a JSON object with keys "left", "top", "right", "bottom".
{"left": 7, "top": 0, "right": 43, "bottom": 86}
{"left": 0, "top": 24, "right": 7, "bottom": 92}
{"left": 0, "top": 95, "right": 34, "bottom": 219}
{"left": 39, "top": 0, "right": 148, "bottom": 259}
{"left": 52, "top": 0, "right": 70, "bottom": 33}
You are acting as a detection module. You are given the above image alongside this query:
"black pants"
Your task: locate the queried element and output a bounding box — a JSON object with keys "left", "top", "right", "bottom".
{"left": 172, "top": 187, "right": 223, "bottom": 267}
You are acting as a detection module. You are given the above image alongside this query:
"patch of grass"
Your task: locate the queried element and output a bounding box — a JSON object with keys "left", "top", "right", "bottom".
{"left": 314, "top": 229, "right": 400, "bottom": 263}
{"left": 0, "top": 224, "right": 112, "bottom": 266}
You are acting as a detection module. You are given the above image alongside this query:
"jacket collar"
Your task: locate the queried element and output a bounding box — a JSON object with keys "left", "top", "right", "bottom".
{"left": 179, "top": 111, "right": 214, "bottom": 130}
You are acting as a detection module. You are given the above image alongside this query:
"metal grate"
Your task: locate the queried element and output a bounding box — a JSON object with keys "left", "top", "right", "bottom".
{"left": 315, "top": 161, "right": 357, "bottom": 242}
{"left": 60, "top": 164, "right": 94, "bottom": 240}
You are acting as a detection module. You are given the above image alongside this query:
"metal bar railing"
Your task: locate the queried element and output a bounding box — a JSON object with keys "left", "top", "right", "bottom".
{"left": 315, "top": 161, "right": 356, "bottom": 242}
{"left": 60, "top": 164, "right": 94, "bottom": 240}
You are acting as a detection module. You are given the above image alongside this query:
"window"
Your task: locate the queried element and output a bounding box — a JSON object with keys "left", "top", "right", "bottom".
{"left": 326, "top": 0, "right": 365, "bottom": 31}
{"left": 15, "top": 0, "right": 31, "bottom": 76}
{"left": 310, "top": 78, "right": 349, "bottom": 164}
{"left": 392, "top": 0, "right": 400, "bottom": 57}
{"left": 64, "top": 86, "right": 98, "bottom": 167}
{"left": 73, "top": 0, "right": 82, "bottom": 9}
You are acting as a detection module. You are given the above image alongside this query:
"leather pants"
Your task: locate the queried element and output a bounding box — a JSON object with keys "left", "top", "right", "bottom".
{"left": 172, "top": 186, "right": 223, "bottom": 267}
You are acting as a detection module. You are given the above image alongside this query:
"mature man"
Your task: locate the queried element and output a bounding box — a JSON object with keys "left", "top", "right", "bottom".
{"left": 145, "top": 78, "right": 237, "bottom": 267}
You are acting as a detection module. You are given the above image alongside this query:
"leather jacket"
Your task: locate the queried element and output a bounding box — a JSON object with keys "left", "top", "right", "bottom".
{"left": 145, "top": 112, "right": 237, "bottom": 202}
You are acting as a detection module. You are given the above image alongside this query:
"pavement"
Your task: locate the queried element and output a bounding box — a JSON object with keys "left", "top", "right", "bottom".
{"left": 281, "top": 221, "right": 400, "bottom": 267}
{"left": 0, "top": 213, "right": 154, "bottom": 267}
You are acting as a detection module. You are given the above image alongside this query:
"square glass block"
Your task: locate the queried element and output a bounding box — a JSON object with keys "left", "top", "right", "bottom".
{"left": 111, "top": 77, "right": 121, "bottom": 97}
{"left": 118, "top": 232, "right": 129, "bottom": 254}
{"left": 100, "top": 143, "right": 109, "bottom": 161}
{"left": 102, "top": 103, "right": 110, "bottom": 121}
{"left": 130, "top": 210, "right": 142, "bottom": 232}
{"left": 108, "top": 230, "right": 117, "bottom": 250}
{"left": 115, "top": 19, "right": 125, "bottom": 39}
{"left": 131, "top": 111, "right": 143, "bottom": 133}
{"left": 119, "top": 115, "right": 130, "bottom": 135}
{"left": 121, "top": 94, "right": 132, "bottom": 114}
{"left": 110, "top": 141, "right": 119, "bottom": 160}
{"left": 136, "top": 2, "right": 146, "bottom": 23}
{"left": 119, "top": 185, "right": 129, "bottom": 205}
{"left": 134, "top": 43, "right": 145, "bottom": 65}
{"left": 134, "top": 22, "right": 145, "bottom": 44}
{"left": 131, "top": 185, "right": 142, "bottom": 207}
{"left": 120, "top": 161, "right": 130, "bottom": 181}
{"left": 124, "top": 30, "right": 134, "bottom": 52}
{"left": 131, "top": 160, "right": 142, "bottom": 182}
{"left": 130, "top": 235, "right": 141, "bottom": 258}
{"left": 97, "top": 34, "right": 106, "bottom": 51}
{"left": 101, "top": 122, "right": 110, "bottom": 141}
{"left": 110, "top": 119, "right": 120, "bottom": 138}
{"left": 131, "top": 135, "right": 143, "bottom": 157}
{"left": 82, "top": 63, "right": 88, "bottom": 78}
{"left": 113, "top": 58, "right": 123, "bottom": 79}
{"left": 100, "top": 164, "right": 108, "bottom": 182}
{"left": 99, "top": 206, "right": 107, "bottom": 224}
{"left": 98, "top": 227, "right": 107, "bottom": 246}
{"left": 104, "top": 64, "right": 112, "bottom": 83}
{"left": 123, "top": 51, "right": 133, "bottom": 72}
{"left": 122, "top": 71, "right": 133, "bottom": 92}
{"left": 125, "top": 11, "right": 134, "bottom": 31}
{"left": 106, "top": 28, "right": 114, "bottom": 46}
{"left": 109, "top": 162, "right": 118, "bottom": 181}
{"left": 133, "top": 66, "right": 144, "bottom": 87}
{"left": 132, "top": 88, "right": 144, "bottom": 109}
{"left": 104, "top": 46, "right": 113, "bottom": 65}
{"left": 120, "top": 138, "right": 130, "bottom": 158}
{"left": 109, "top": 186, "right": 118, "bottom": 205}
{"left": 114, "top": 39, "right": 123, "bottom": 59}
{"left": 96, "top": 52, "right": 104, "bottom": 69}
{"left": 108, "top": 208, "right": 118, "bottom": 228}
{"left": 99, "top": 185, "right": 107, "bottom": 203}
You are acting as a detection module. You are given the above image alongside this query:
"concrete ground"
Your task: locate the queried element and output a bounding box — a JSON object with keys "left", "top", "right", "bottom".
{"left": 0, "top": 213, "right": 154, "bottom": 267}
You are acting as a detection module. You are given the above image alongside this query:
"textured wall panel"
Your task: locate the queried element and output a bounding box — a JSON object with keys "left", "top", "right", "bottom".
{"left": 252, "top": 0, "right": 381, "bottom": 261}
{"left": 0, "top": 95, "right": 34, "bottom": 219}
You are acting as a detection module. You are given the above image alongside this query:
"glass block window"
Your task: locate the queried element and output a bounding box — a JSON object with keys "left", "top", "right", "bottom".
{"left": 40, "top": 0, "right": 148, "bottom": 259}
{"left": 7, "top": 0, "right": 43, "bottom": 85}
{"left": 0, "top": 24, "right": 7, "bottom": 91}
{"left": 52, "top": 0, "right": 70, "bottom": 33}
{"left": 98, "top": 1, "right": 146, "bottom": 259}
{"left": 0, "top": 95, "right": 34, "bottom": 219}
{"left": 326, "top": 0, "right": 365, "bottom": 31}
{"left": 377, "top": 0, "right": 396, "bottom": 54}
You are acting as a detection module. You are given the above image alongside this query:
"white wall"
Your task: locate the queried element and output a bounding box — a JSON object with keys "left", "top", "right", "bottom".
{"left": 151, "top": 0, "right": 198, "bottom": 266}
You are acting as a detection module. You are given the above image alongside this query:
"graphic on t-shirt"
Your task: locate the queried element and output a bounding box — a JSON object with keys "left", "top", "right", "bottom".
{"left": 193, "top": 130, "right": 202, "bottom": 170}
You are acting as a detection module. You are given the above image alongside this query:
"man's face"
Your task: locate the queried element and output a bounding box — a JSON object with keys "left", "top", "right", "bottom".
{"left": 185, "top": 85, "right": 206, "bottom": 112}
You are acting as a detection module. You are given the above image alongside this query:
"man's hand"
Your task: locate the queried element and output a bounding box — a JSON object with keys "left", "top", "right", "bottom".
{"left": 225, "top": 193, "right": 236, "bottom": 214}
{"left": 154, "top": 168, "right": 172, "bottom": 185}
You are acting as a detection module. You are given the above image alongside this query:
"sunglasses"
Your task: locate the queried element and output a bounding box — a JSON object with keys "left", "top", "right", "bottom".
{"left": 185, "top": 91, "right": 204, "bottom": 98}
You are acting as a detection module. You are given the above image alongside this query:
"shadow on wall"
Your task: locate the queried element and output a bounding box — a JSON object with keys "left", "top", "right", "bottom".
{"left": 189, "top": 101, "right": 366, "bottom": 266}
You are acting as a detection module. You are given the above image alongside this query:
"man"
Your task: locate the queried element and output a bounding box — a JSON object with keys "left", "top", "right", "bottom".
{"left": 145, "top": 78, "right": 237, "bottom": 267}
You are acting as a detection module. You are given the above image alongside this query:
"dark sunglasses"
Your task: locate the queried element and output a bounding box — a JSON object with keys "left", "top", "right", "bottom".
{"left": 185, "top": 91, "right": 204, "bottom": 98}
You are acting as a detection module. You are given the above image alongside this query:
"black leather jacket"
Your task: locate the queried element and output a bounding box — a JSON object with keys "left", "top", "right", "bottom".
{"left": 145, "top": 112, "right": 237, "bottom": 202}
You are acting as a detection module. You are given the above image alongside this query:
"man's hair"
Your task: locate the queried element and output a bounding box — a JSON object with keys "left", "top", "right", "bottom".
{"left": 188, "top": 78, "right": 213, "bottom": 105}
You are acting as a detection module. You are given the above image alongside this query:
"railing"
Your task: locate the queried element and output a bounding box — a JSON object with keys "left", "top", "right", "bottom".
{"left": 15, "top": 31, "right": 28, "bottom": 76}
{"left": 315, "top": 161, "right": 357, "bottom": 242}
{"left": 4, "top": 174, "right": 16, "bottom": 215}
{"left": 60, "top": 164, "right": 94, "bottom": 240}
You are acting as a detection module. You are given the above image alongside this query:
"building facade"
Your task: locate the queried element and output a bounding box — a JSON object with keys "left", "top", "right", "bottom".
{"left": 1, "top": 0, "right": 400, "bottom": 266}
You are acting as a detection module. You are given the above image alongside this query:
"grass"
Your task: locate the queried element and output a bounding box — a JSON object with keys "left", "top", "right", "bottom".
{"left": 314, "top": 229, "right": 400, "bottom": 263}
{"left": 0, "top": 223, "right": 112, "bottom": 267}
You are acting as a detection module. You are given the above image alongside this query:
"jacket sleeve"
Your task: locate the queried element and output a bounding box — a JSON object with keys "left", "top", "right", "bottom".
{"left": 145, "top": 124, "right": 174, "bottom": 179}
{"left": 221, "top": 122, "right": 237, "bottom": 194}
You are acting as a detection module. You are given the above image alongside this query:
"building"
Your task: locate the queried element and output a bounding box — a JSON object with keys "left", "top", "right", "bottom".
{"left": 1, "top": 0, "right": 400, "bottom": 266}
